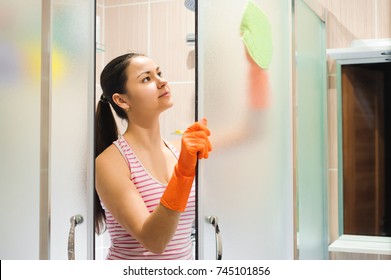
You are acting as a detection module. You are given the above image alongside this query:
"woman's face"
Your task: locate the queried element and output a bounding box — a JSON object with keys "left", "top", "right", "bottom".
{"left": 123, "top": 56, "right": 173, "bottom": 115}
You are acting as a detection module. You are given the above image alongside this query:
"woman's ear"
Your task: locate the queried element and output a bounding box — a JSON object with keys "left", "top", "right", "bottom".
{"left": 112, "top": 93, "right": 130, "bottom": 111}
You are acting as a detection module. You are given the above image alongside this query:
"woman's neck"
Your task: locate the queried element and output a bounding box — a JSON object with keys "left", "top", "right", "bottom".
{"left": 123, "top": 119, "right": 163, "bottom": 150}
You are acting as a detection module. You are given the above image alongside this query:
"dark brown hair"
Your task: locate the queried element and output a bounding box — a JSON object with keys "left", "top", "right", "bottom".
{"left": 94, "top": 53, "right": 144, "bottom": 234}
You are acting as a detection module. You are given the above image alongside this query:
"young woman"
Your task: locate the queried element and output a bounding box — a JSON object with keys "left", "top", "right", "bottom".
{"left": 94, "top": 53, "right": 212, "bottom": 260}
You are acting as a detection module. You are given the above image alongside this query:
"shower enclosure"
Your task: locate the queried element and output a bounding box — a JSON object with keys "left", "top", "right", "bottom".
{"left": 0, "top": 0, "right": 95, "bottom": 259}
{"left": 0, "top": 0, "right": 328, "bottom": 260}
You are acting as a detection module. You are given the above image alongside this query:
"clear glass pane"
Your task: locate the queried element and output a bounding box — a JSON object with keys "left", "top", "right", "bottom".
{"left": 295, "top": 0, "right": 328, "bottom": 259}
{"left": 0, "top": 0, "right": 41, "bottom": 259}
{"left": 198, "top": 0, "right": 294, "bottom": 259}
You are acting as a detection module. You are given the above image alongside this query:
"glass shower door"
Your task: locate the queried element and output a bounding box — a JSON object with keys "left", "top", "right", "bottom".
{"left": 0, "top": 0, "right": 95, "bottom": 260}
{"left": 197, "top": 0, "right": 294, "bottom": 259}
{"left": 49, "top": 0, "right": 95, "bottom": 260}
{"left": 0, "top": 0, "right": 42, "bottom": 259}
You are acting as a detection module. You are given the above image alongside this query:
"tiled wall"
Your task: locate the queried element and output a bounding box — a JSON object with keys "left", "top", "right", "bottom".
{"left": 324, "top": 0, "right": 391, "bottom": 259}
{"left": 326, "top": 0, "right": 391, "bottom": 49}
{"left": 95, "top": 0, "right": 195, "bottom": 259}
{"left": 96, "top": 0, "right": 195, "bottom": 139}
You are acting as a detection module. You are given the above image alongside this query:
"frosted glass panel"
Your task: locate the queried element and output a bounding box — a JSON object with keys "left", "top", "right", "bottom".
{"left": 0, "top": 0, "right": 41, "bottom": 259}
{"left": 50, "top": 0, "right": 95, "bottom": 259}
{"left": 295, "top": 0, "right": 328, "bottom": 259}
{"left": 0, "top": 0, "right": 94, "bottom": 260}
{"left": 198, "top": 0, "right": 293, "bottom": 259}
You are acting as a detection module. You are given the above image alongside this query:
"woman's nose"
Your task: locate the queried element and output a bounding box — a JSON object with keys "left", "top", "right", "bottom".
{"left": 157, "top": 76, "right": 167, "bottom": 88}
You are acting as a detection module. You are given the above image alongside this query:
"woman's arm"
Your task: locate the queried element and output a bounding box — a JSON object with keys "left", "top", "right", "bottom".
{"left": 95, "top": 145, "right": 180, "bottom": 254}
{"left": 96, "top": 119, "right": 211, "bottom": 254}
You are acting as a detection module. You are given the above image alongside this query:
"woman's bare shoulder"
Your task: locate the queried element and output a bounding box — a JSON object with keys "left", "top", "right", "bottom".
{"left": 96, "top": 144, "right": 129, "bottom": 174}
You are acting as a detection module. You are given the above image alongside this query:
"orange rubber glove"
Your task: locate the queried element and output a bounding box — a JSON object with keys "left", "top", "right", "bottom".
{"left": 161, "top": 118, "right": 212, "bottom": 212}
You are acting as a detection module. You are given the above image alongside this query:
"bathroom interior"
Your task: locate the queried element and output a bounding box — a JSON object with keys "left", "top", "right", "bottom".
{"left": 0, "top": 0, "right": 390, "bottom": 260}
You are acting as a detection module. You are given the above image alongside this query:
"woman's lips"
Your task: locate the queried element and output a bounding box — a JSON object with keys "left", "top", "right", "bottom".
{"left": 159, "top": 92, "right": 170, "bottom": 98}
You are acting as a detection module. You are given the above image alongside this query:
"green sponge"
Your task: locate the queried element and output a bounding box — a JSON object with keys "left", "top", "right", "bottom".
{"left": 240, "top": 1, "right": 273, "bottom": 69}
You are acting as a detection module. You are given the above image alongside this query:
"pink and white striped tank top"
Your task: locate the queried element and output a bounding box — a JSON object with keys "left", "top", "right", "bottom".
{"left": 103, "top": 136, "right": 196, "bottom": 260}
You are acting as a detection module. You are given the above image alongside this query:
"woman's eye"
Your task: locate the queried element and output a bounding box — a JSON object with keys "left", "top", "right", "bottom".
{"left": 142, "top": 77, "right": 151, "bottom": 83}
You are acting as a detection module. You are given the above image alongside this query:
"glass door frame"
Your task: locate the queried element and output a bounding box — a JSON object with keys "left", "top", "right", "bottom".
{"left": 40, "top": 0, "right": 96, "bottom": 260}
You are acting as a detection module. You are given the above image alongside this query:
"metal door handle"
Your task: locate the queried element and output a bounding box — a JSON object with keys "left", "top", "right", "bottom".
{"left": 207, "top": 215, "right": 222, "bottom": 260}
{"left": 68, "top": 214, "right": 83, "bottom": 260}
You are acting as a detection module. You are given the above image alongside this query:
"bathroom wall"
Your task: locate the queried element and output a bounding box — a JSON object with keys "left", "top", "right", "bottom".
{"left": 324, "top": 0, "right": 391, "bottom": 260}
{"left": 96, "top": 0, "right": 195, "bottom": 140}
{"left": 326, "top": 0, "right": 391, "bottom": 49}
{"left": 95, "top": 0, "right": 195, "bottom": 259}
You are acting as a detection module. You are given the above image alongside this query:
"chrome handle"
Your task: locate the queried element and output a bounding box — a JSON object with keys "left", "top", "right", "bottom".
{"left": 186, "top": 33, "right": 195, "bottom": 46}
{"left": 68, "top": 214, "right": 83, "bottom": 260}
{"left": 207, "top": 215, "right": 222, "bottom": 260}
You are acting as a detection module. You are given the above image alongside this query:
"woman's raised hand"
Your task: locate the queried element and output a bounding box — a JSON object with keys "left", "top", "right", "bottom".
{"left": 177, "top": 118, "right": 212, "bottom": 177}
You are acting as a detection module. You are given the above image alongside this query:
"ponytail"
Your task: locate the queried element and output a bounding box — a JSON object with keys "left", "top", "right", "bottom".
{"left": 94, "top": 52, "right": 144, "bottom": 234}
{"left": 95, "top": 98, "right": 119, "bottom": 156}
{"left": 94, "top": 98, "right": 119, "bottom": 234}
